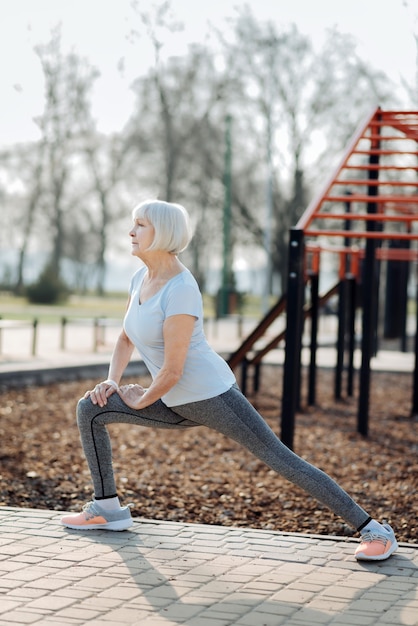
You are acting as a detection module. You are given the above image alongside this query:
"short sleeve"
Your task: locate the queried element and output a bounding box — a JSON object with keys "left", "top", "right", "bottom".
{"left": 163, "top": 281, "right": 202, "bottom": 320}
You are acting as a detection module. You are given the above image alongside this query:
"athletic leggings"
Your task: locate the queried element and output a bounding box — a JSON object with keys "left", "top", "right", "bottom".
{"left": 76, "top": 384, "right": 370, "bottom": 530}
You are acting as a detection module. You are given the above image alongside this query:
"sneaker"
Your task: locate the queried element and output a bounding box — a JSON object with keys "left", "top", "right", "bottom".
{"left": 354, "top": 524, "right": 398, "bottom": 561}
{"left": 61, "top": 500, "right": 134, "bottom": 531}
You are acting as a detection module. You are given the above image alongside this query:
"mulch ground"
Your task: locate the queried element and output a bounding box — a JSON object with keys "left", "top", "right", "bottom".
{"left": 0, "top": 366, "right": 416, "bottom": 543}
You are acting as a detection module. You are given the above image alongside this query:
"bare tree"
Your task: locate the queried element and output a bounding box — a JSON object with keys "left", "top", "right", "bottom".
{"left": 0, "top": 141, "right": 46, "bottom": 293}
{"left": 34, "top": 26, "right": 99, "bottom": 281}
{"left": 14, "top": 142, "right": 46, "bottom": 293}
{"left": 82, "top": 133, "right": 132, "bottom": 294}
{"left": 128, "top": 45, "right": 227, "bottom": 199}
{"left": 125, "top": 3, "right": 233, "bottom": 284}
{"left": 218, "top": 10, "right": 394, "bottom": 293}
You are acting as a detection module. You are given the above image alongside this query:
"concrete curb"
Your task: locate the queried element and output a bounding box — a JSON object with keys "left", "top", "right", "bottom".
{"left": 0, "top": 360, "right": 148, "bottom": 390}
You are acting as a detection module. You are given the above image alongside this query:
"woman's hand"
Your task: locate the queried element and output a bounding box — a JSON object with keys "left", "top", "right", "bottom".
{"left": 117, "top": 384, "right": 146, "bottom": 410}
{"left": 84, "top": 380, "right": 119, "bottom": 407}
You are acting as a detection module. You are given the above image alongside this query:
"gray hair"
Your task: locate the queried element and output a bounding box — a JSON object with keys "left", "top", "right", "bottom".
{"left": 132, "top": 200, "right": 193, "bottom": 254}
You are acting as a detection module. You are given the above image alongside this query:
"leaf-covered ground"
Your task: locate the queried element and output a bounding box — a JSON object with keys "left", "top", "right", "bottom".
{"left": 0, "top": 366, "right": 416, "bottom": 543}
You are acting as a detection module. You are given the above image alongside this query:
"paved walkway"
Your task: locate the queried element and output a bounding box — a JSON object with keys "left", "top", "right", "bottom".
{"left": 0, "top": 507, "right": 417, "bottom": 626}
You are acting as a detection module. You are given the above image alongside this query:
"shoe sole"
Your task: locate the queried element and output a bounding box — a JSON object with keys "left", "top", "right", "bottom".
{"left": 355, "top": 538, "right": 398, "bottom": 561}
{"left": 61, "top": 520, "right": 133, "bottom": 531}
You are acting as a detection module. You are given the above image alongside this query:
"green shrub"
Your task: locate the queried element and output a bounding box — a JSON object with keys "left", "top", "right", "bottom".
{"left": 26, "top": 264, "right": 70, "bottom": 304}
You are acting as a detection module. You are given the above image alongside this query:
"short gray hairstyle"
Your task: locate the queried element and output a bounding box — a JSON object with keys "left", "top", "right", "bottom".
{"left": 132, "top": 199, "right": 193, "bottom": 254}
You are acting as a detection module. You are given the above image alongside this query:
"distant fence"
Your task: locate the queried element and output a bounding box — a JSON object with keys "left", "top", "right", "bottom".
{"left": 0, "top": 317, "right": 121, "bottom": 357}
{"left": 59, "top": 317, "right": 121, "bottom": 352}
{"left": 0, "top": 314, "right": 250, "bottom": 359}
{"left": 0, "top": 319, "right": 39, "bottom": 356}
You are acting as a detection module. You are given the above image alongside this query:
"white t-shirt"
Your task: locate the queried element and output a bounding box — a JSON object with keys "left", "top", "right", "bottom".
{"left": 123, "top": 266, "right": 236, "bottom": 407}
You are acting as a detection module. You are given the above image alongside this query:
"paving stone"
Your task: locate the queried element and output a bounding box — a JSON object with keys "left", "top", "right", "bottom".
{"left": 0, "top": 507, "right": 416, "bottom": 626}
{"left": 25, "top": 595, "right": 76, "bottom": 611}
{"left": 0, "top": 610, "right": 42, "bottom": 623}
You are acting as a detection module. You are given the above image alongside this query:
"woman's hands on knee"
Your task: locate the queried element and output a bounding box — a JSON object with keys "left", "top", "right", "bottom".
{"left": 84, "top": 379, "right": 119, "bottom": 407}
{"left": 117, "top": 384, "right": 146, "bottom": 410}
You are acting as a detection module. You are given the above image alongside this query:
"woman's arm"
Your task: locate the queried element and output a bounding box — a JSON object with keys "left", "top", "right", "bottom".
{"left": 117, "top": 313, "right": 196, "bottom": 410}
{"left": 85, "top": 329, "right": 136, "bottom": 407}
{"left": 107, "top": 328, "right": 135, "bottom": 385}
{"left": 85, "top": 296, "right": 136, "bottom": 407}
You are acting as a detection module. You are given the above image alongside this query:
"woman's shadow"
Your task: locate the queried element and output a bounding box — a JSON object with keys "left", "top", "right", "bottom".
{"left": 64, "top": 522, "right": 418, "bottom": 625}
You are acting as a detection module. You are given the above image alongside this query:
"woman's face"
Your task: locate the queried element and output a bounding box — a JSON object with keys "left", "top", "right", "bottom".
{"left": 129, "top": 214, "right": 155, "bottom": 257}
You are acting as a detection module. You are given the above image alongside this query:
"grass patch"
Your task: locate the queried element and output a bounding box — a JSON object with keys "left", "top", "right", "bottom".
{"left": 0, "top": 291, "right": 270, "bottom": 323}
{"left": 0, "top": 292, "right": 128, "bottom": 323}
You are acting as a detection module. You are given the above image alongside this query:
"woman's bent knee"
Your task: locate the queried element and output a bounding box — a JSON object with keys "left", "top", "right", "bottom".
{"left": 76, "top": 396, "right": 95, "bottom": 427}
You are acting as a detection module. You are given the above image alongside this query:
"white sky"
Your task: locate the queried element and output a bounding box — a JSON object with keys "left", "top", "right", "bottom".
{"left": 0, "top": 0, "right": 416, "bottom": 146}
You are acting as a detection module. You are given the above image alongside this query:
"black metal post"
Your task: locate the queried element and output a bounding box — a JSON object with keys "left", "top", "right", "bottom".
{"left": 359, "top": 231, "right": 379, "bottom": 437}
{"left": 358, "top": 122, "right": 381, "bottom": 435}
{"left": 281, "top": 228, "right": 305, "bottom": 449}
{"left": 60, "top": 317, "right": 67, "bottom": 350}
{"left": 400, "top": 239, "right": 410, "bottom": 353}
{"left": 383, "top": 240, "right": 410, "bottom": 351}
{"left": 31, "top": 318, "right": 38, "bottom": 356}
{"left": 335, "top": 278, "right": 347, "bottom": 400}
{"left": 254, "top": 363, "right": 261, "bottom": 394}
{"left": 240, "top": 359, "right": 248, "bottom": 396}
{"left": 296, "top": 288, "right": 306, "bottom": 412}
{"left": 308, "top": 272, "right": 319, "bottom": 406}
{"left": 346, "top": 275, "right": 357, "bottom": 397}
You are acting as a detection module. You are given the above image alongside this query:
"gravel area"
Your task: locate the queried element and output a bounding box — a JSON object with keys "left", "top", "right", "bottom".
{"left": 0, "top": 366, "right": 416, "bottom": 543}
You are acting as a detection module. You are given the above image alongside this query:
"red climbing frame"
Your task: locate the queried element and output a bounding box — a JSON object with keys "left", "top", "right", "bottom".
{"left": 282, "top": 107, "right": 418, "bottom": 449}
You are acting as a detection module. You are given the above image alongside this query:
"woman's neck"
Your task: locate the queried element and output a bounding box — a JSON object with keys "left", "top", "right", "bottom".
{"left": 142, "top": 253, "right": 184, "bottom": 282}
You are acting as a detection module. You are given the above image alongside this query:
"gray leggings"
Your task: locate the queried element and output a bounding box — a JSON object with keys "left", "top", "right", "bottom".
{"left": 76, "top": 385, "right": 370, "bottom": 530}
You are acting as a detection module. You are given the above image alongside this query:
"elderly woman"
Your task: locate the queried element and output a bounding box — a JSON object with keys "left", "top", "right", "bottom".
{"left": 61, "top": 200, "right": 397, "bottom": 562}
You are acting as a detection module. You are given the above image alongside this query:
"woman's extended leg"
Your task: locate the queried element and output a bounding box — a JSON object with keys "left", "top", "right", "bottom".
{"left": 172, "top": 386, "right": 371, "bottom": 530}
{"left": 173, "top": 386, "right": 398, "bottom": 561}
